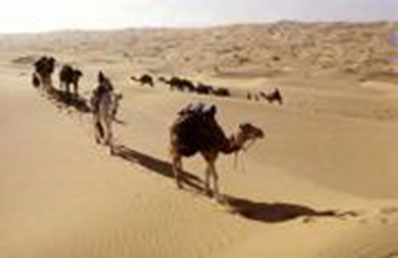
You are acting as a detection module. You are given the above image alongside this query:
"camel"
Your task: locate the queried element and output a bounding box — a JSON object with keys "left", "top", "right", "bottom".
{"left": 212, "top": 87, "right": 230, "bottom": 97}
{"left": 260, "top": 88, "right": 283, "bottom": 105}
{"left": 160, "top": 76, "right": 183, "bottom": 91}
{"left": 131, "top": 74, "right": 154, "bottom": 87}
{"left": 179, "top": 78, "right": 196, "bottom": 92}
{"left": 196, "top": 83, "right": 213, "bottom": 95}
{"left": 32, "top": 56, "right": 56, "bottom": 91}
{"left": 59, "top": 64, "right": 83, "bottom": 96}
{"left": 160, "top": 76, "right": 196, "bottom": 92}
{"left": 170, "top": 102, "right": 264, "bottom": 202}
{"left": 91, "top": 71, "right": 122, "bottom": 155}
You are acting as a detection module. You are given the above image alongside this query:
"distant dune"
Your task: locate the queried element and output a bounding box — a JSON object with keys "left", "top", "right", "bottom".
{"left": 1, "top": 22, "right": 396, "bottom": 76}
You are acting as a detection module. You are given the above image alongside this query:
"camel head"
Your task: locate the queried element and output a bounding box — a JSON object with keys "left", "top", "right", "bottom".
{"left": 74, "top": 69, "right": 83, "bottom": 79}
{"left": 238, "top": 123, "right": 264, "bottom": 142}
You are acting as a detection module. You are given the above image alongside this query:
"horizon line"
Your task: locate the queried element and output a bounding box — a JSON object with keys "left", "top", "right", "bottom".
{"left": 0, "top": 19, "right": 396, "bottom": 36}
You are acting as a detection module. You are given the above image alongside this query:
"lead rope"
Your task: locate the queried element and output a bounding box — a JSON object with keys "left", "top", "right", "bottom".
{"left": 234, "top": 139, "right": 257, "bottom": 173}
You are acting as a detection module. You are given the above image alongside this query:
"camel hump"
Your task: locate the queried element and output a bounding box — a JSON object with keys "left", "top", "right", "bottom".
{"left": 178, "top": 102, "right": 216, "bottom": 118}
{"left": 173, "top": 102, "right": 220, "bottom": 157}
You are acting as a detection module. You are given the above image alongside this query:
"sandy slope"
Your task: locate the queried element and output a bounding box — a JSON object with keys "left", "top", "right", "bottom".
{"left": 1, "top": 23, "right": 398, "bottom": 258}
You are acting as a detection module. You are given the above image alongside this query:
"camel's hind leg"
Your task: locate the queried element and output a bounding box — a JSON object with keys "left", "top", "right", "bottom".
{"left": 93, "top": 115, "right": 104, "bottom": 144}
{"left": 105, "top": 119, "right": 115, "bottom": 155}
{"left": 209, "top": 162, "right": 222, "bottom": 202}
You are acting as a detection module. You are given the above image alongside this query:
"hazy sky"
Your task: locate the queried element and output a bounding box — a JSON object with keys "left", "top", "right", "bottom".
{"left": 1, "top": 0, "right": 396, "bottom": 33}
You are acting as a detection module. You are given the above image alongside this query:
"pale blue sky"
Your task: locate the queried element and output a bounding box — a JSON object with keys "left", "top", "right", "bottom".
{"left": 0, "top": 0, "right": 396, "bottom": 33}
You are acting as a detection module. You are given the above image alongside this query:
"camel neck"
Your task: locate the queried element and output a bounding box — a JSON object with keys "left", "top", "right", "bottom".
{"left": 220, "top": 131, "right": 246, "bottom": 154}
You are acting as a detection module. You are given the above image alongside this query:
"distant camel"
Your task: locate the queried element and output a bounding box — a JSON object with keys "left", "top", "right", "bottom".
{"left": 212, "top": 87, "right": 230, "bottom": 97}
{"left": 159, "top": 76, "right": 183, "bottom": 91}
{"left": 196, "top": 83, "right": 213, "bottom": 95}
{"left": 59, "top": 64, "right": 83, "bottom": 96}
{"left": 180, "top": 78, "right": 196, "bottom": 92}
{"left": 131, "top": 74, "right": 154, "bottom": 87}
{"left": 91, "top": 71, "right": 122, "bottom": 155}
{"left": 260, "top": 88, "right": 283, "bottom": 105}
{"left": 32, "top": 56, "right": 56, "bottom": 91}
{"left": 254, "top": 94, "right": 260, "bottom": 101}
{"left": 170, "top": 102, "right": 264, "bottom": 201}
{"left": 160, "top": 76, "right": 196, "bottom": 92}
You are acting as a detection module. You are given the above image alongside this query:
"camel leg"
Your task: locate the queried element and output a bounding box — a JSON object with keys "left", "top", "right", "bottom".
{"left": 45, "top": 76, "right": 53, "bottom": 92}
{"left": 42, "top": 76, "right": 49, "bottom": 92}
{"left": 106, "top": 120, "right": 115, "bottom": 155}
{"left": 94, "top": 115, "right": 103, "bottom": 144}
{"left": 103, "top": 118, "right": 112, "bottom": 148}
{"left": 73, "top": 83, "right": 78, "bottom": 97}
{"left": 205, "top": 163, "right": 211, "bottom": 196}
{"left": 172, "top": 156, "right": 183, "bottom": 189}
{"left": 95, "top": 122, "right": 102, "bottom": 144}
{"left": 66, "top": 82, "right": 71, "bottom": 95}
{"left": 209, "top": 162, "right": 222, "bottom": 202}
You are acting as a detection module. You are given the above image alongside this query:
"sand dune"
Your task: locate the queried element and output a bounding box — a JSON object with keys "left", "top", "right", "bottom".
{"left": 1, "top": 22, "right": 398, "bottom": 258}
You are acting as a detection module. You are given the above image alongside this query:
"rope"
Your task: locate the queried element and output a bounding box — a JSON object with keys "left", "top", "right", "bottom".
{"left": 233, "top": 138, "right": 257, "bottom": 173}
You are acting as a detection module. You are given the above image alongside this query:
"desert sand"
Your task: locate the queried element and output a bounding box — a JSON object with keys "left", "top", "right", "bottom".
{"left": 1, "top": 22, "right": 398, "bottom": 258}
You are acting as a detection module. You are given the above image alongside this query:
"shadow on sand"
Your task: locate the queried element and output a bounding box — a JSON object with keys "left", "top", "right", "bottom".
{"left": 114, "top": 145, "right": 204, "bottom": 192}
{"left": 45, "top": 87, "right": 91, "bottom": 113}
{"left": 113, "top": 145, "right": 358, "bottom": 223}
{"left": 224, "top": 196, "right": 357, "bottom": 223}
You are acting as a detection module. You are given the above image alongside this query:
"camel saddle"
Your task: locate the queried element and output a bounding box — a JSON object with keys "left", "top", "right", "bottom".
{"left": 174, "top": 102, "right": 226, "bottom": 157}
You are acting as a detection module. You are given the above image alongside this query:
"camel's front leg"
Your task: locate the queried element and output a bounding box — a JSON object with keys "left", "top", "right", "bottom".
{"left": 172, "top": 156, "right": 183, "bottom": 189}
{"left": 205, "top": 164, "right": 211, "bottom": 196}
{"left": 73, "top": 83, "right": 79, "bottom": 97}
{"left": 66, "top": 82, "right": 71, "bottom": 94}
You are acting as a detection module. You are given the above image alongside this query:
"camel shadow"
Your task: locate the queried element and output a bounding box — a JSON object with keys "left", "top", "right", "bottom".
{"left": 46, "top": 87, "right": 91, "bottom": 113}
{"left": 113, "top": 145, "right": 204, "bottom": 192}
{"left": 112, "top": 145, "right": 358, "bottom": 223}
{"left": 224, "top": 196, "right": 357, "bottom": 223}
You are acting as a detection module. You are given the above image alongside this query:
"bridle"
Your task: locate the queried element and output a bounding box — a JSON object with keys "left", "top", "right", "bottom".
{"left": 234, "top": 137, "right": 259, "bottom": 173}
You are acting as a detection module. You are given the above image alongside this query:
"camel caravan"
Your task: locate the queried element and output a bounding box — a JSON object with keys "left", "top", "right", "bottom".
{"left": 31, "top": 56, "right": 265, "bottom": 202}
{"left": 132, "top": 73, "right": 284, "bottom": 105}
{"left": 32, "top": 56, "right": 90, "bottom": 112}
{"left": 133, "top": 74, "right": 232, "bottom": 97}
